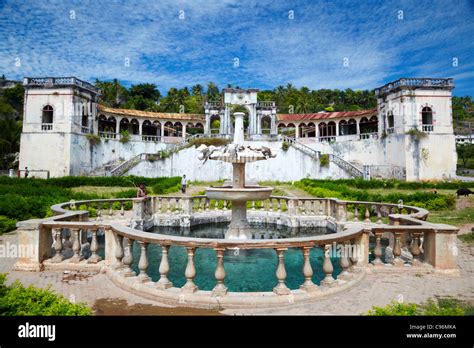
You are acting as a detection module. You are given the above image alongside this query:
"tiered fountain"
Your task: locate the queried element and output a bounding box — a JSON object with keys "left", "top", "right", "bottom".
{"left": 197, "top": 112, "right": 276, "bottom": 239}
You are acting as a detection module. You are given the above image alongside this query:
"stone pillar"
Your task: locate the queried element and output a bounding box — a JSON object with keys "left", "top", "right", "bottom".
{"left": 233, "top": 112, "right": 245, "bottom": 144}
{"left": 423, "top": 229, "right": 458, "bottom": 270}
{"left": 337, "top": 202, "right": 347, "bottom": 222}
{"left": 13, "top": 219, "right": 52, "bottom": 271}
{"left": 138, "top": 119, "right": 143, "bottom": 136}
{"left": 161, "top": 123, "right": 165, "bottom": 138}
{"left": 270, "top": 111, "right": 277, "bottom": 135}
{"left": 295, "top": 124, "right": 300, "bottom": 138}
{"left": 116, "top": 117, "right": 121, "bottom": 134}
{"left": 204, "top": 109, "right": 210, "bottom": 135}
{"left": 356, "top": 120, "right": 360, "bottom": 136}
{"left": 182, "top": 123, "right": 187, "bottom": 138}
{"left": 232, "top": 163, "right": 245, "bottom": 188}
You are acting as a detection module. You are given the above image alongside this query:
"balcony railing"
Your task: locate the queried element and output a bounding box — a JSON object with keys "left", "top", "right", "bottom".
{"left": 41, "top": 123, "right": 53, "bottom": 131}
{"left": 422, "top": 124, "right": 434, "bottom": 132}
{"left": 359, "top": 132, "right": 378, "bottom": 140}
{"left": 387, "top": 127, "right": 394, "bottom": 134}
{"left": 24, "top": 77, "right": 101, "bottom": 94}
{"left": 318, "top": 136, "right": 336, "bottom": 142}
{"left": 99, "top": 131, "right": 117, "bottom": 139}
{"left": 257, "top": 101, "right": 276, "bottom": 108}
{"left": 142, "top": 135, "right": 162, "bottom": 142}
{"left": 375, "top": 78, "right": 454, "bottom": 97}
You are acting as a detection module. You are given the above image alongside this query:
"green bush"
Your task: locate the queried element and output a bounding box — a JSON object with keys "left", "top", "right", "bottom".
{"left": 367, "top": 299, "right": 465, "bottom": 316}
{"left": 0, "top": 274, "right": 92, "bottom": 316}
{"left": 119, "top": 130, "right": 130, "bottom": 144}
{"left": 320, "top": 154, "right": 329, "bottom": 167}
{"left": 0, "top": 216, "right": 17, "bottom": 234}
{"left": 281, "top": 141, "right": 289, "bottom": 152}
{"left": 294, "top": 178, "right": 458, "bottom": 210}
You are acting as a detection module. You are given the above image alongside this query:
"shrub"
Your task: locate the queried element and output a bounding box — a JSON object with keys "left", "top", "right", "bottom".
{"left": 0, "top": 216, "right": 17, "bottom": 234}
{"left": 366, "top": 299, "right": 465, "bottom": 316}
{"left": 405, "top": 128, "right": 427, "bottom": 140}
{"left": 85, "top": 134, "right": 101, "bottom": 146}
{"left": 188, "top": 137, "right": 230, "bottom": 147}
{"left": 320, "top": 154, "right": 329, "bottom": 167}
{"left": 119, "top": 130, "right": 131, "bottom": 144}
{"left": 281, "top": 141, "right": 290, "bottom": 152}
{"left": 0, "top": 274, "right": 92, "bottom": 316}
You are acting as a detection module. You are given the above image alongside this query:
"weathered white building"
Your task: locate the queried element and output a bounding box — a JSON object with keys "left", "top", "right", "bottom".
{"left": 18, "top": 77, "right": 457, "bottom": 181}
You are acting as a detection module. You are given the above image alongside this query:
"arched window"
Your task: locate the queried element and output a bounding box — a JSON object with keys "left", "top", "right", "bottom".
{"left": 285, "top": 123, "right": 296, "bottom": 138}
{"left": 307, "top": 122, "right": 316, "bottom": 137}
{"left": 298, "top": 123, "right": 307, "bottom": 137}
{"left": 210, "top": 115, "right": 220, "bottom": 134}
{"left": 153, "top": 121, "right": 161, "bottom": 136}
{"left": 261, "top": 116, "right": 271, "bottom": 135}
{"left": 42, "top": 105, "right": 54, "bottom": 124}
{"left": 277, "top": 123, "right": 286, "bottom": 135}
{"left": 164, "top": 121, "right": 174, "bottom": 136}
{"left": 174, "top": 122, "right": 183, "bottom": 137}
{"left": 347, "top": 119, "right": 357, "bottom": 135}
{"left": 130, "top": 119, "right": 139, "bottom": 135}
{"left": 142, "top": 120, "right": 159, "bottom": 136}
{"left": 387, "top": 111, "right": 394, "bottom": 133}
{"left": 422, "top": 107, "right": 433, "bottom": 125}
{"left": 360, "top": 116, "right": 378, "bottom": 134}
{"left": 327, "top": 121, "right": 336, "bottom": 136}
{"left": 318, "top": 122, "right": 327, "bottom": 137}
{"left": 119, "top": 118, "right": 130, "bottom": 133}
{"left": 81, "top": 105, "right": 88, "bottom": 128}
{"left": 339, "top": 120, "right": 347, "bottom": 136}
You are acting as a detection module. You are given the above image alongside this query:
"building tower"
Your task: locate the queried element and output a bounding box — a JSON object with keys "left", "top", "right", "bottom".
{"left": 19, "top": 77, "right": 100, "bottom": 177}
{"left": 375, "top": 78, "right": 457, "bottom": 180}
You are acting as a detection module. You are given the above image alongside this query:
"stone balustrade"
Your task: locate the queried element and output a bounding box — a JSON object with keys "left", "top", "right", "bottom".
{"left": 13, "top": 194, "right": 458, "bottom": 308}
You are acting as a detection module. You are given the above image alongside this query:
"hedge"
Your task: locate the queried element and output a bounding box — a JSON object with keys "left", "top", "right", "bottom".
{"left": 0, "top": 274, "right": 91, "bottom": 316}
{"left": 295, "top": 179, "right": 457, "bottom": 211}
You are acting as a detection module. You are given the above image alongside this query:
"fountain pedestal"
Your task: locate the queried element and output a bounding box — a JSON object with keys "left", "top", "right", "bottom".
{"left": 200, "top": 112, "right": 275, "bottom": 239}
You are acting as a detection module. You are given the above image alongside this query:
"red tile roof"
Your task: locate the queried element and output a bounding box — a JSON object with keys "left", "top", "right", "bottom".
{"left": 277, "top": 109, "right": 377, "bottom": 122}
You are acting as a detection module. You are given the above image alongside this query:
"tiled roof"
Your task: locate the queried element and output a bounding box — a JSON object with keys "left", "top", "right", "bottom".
{"left": 98, "top": 105, "right": 205, "bottom": 121}
{"left": 277, "top": 109, "right": 377, "bottom": 122}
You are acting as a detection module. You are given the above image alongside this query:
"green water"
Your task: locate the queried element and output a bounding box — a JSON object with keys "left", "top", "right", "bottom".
{"left": 99, "top": 223, "right": 343, "bottom": 292}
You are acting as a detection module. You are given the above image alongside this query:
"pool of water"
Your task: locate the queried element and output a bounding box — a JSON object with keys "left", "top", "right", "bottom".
{"left": 99, "top": 223, "right": 344, "bottom": 292}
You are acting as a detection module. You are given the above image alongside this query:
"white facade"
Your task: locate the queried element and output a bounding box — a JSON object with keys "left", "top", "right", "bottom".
{"left": 18, "top": 77, "right": 458, "bottom": 181}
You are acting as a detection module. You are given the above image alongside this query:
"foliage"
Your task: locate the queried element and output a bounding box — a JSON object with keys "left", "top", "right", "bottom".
{"left": 405, "top": 128, "right": 427, "bottom": 140}
{"left": 0, "top": 274, "right": 92, "bottom": 316}
{"left": 151, "top": 177, "right": 181, "bottom": 194}
{"left": 295, "top": 178, "right": 461, "bottom": 210}
{"left": 458, "top": 232, "right": 474, "bottom": 245}
{"left": 0, "top": 216, "right": 17, "bottom": 234}
{"left": 188, "top": 137, "right": 230, "bottom": 147}
{"left": 320, "top": 154, "right": 329, "bottom": 167}
{"left": 457, "top": 143, "right": 474, "bottom": 168}
{"left": 0, "top": 118, "right": 21, "bottom": 169}
{"left": 0, "top": 176, "right": 180, "bottom": 222}
{"left": 119, "top": 130, "right": 131, "bottom": 144}
{"left": 85, "top": 133, "right": 101, "bottom": 146}
{"left": 366, "top": 298, "right": 466, "bottom": 316}
{"left": 281, "top": 141, "right": 289, "bottom": 151}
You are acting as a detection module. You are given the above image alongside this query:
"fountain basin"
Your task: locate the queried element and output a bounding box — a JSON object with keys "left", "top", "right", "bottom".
{"left": 206, "top": 186, "right": 273, "bottom": 201}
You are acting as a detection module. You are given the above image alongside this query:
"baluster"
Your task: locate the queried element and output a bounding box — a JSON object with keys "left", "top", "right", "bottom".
{"left": 51, "top": 228, "right": 64, "bottom": 263}
{"left": 372, "top": 232, "right": 383, "bottom": 265}
{"left": 376, "top": 205, "right": 382, "bottom": 224}
{"left": 137, "top": 241, "right": 151, "bottom": 282}
{"left": 319, "top": 200, "right": 324, "bottom": 215}
{"left": 392, "top": 232, "right": 403, "bottom": 266}
{"left": 269, "top": 199, "right": 274, "bottom": 212}
{"left": 63, "top": 228, "right": 72, "bottom": 250}
{"left": 277, "top": 199, "right": 282, "bottom": 212}
{"left": 167, "top": 199, "right": 172, "bottom": 213}
{"left": 182, "top": 247, "right": 198, "bottom": 293}
{"left": 69, "top": 228, "right": 83, "bottom": 263}
{"left": 339, "top": 242, "right": 351, "bottom": 279}
{"left": 273, "top": 248, "right": 290, "bottom": 295}
{"left": 223, "top": 200, "right": 228, "bottom": 211}
{"left": 364, "top": 204, "right": 370, "bottom": 223}
{"left": 158, "top": 197, "right": 163, "bottom": 213}
{"left": 120, "top": 202, "right": 125, "bottom": 216}
{"left": 122, "top": 238, "right": 135, "bottom": 277}
{"left": 113, "top": 233, "right": 124, "bottom": 269}
{"left": 213, "top": 248, "right": 227, "bottom": 296}
{"left": 214, "top": 200, "right": 219, "bottom": 211}
{"left": 411, "top": 233, "right": 422, "bottom": 265}
{"left": 349, "top": 241, "right": 360, "bottom": 271}
{"left": 156, "top": 245, "right": 173, "bottom": 289}
{"left": 152, "top": 197, "right": 157, "bottom": 214}
{"left": 251, "top": 200, "right": 256, "bottom": 210}
{"left": 205, "top": 198, "right": 210, "bottom": 211}
{"left": 321, "top": 245, "right": 335, "bottom": 286}
{"left": 109, "top": 202, "right": 113, "bottom": 216}
{"left": 354, "top": 204, "right": 359, "bottom": 221}
{"left": 300, "top": 247, "right": 318, "bottom": 292}
{"left": 88, "top": 229, "right": 102, "bottom": 263}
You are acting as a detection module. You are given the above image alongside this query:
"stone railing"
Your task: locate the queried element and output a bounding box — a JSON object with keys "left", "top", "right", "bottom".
{"left": 374, "top": 78, "right": 454, "bottom": 97}
{"left": 24, "top": 76, "right": 101, "bottom": 94}
{"left": 13, "top": 195, "right": 458, "bottom": 309}
{"left": 41, "top": 123, "right": 53, "bottom": 131}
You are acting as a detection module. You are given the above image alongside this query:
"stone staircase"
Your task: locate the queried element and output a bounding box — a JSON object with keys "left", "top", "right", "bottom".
{"left": 281, "top": 135, "right": 364, "bottom": 178}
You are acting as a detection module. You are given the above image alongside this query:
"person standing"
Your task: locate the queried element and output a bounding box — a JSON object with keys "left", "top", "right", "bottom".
{"left": 24, "top": 167, "right": 29, "bottom": 178}
{"left": 137, "top": 183, "right": 147, "bottom": 198}
{"left": 181, "top": 174, "right": 187, "bottom": 194}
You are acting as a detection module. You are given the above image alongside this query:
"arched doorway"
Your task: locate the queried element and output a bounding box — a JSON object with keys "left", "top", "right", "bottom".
{"left": 210, "top": 115, "right": 220, "bottom": 134}
{"left": 119, "top": 118, "right": 129, "bottom": 133}
{"left": 261, "top": 116, "right": 271, "bottom": 135}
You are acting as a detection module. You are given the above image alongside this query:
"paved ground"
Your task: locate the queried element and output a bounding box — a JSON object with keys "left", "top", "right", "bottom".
{"left": 1, "top": 228, "right": 473, "bottom": 315}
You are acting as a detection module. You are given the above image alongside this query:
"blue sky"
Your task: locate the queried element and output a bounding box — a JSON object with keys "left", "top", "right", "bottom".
{"left": 0, "top": 0, "right": 473, "bottom": 95}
